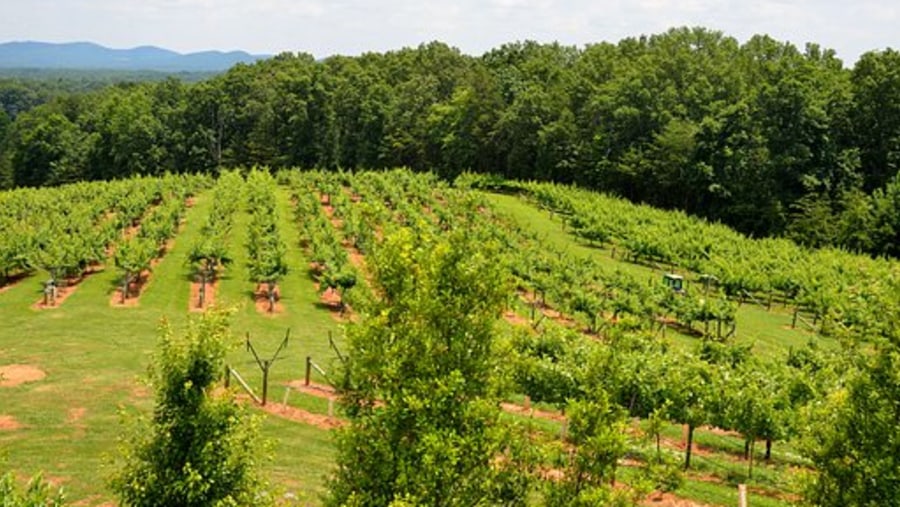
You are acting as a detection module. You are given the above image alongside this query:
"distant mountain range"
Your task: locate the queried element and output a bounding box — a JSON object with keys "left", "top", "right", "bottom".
{"left": 0, "top": 41, "right": 269, "bottom": 72}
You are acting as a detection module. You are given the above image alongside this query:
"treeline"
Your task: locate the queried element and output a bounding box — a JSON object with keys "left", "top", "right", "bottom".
{"left": 2, "top": 27, "right": 900, "bottom": 254}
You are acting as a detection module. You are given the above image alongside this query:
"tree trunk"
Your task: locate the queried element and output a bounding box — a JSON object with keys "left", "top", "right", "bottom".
{"left": 748, "top": 439, "right": 755, "bottom": 479}
{"left": 267, "top": 281, "right": 276, "bottom": 313}
{"left": 744, "top": 440, "right": 750, "bottom": 460}
{"left": 50, "top": 269, "right": 58, "bottom": 306}
{"left": 121, "top": 272, "right": 130, "bottom": 303}
{"left": 684, "top": 424, "right": 695, "bottom": 470}
{"left": 198, "top": 270, "right": 207, "bottom": 308}
{"left": 765, "top": 438, "right": 772, "bottom": 461}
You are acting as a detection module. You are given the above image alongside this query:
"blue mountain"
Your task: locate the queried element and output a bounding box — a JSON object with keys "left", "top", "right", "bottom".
{"left": 0, "top": 41, "right": 268, "bottom": 71}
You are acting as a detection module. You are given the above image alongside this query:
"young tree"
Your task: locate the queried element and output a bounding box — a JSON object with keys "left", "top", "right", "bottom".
{"left": 110, "top": 309, "right": 270, "bottom": 507}
{"left": 0, "top": 471, "right": 66, "bottom": 506}
{"left": 114, "top": 237, "right": 155, "bottom": 303}
{"left": 248, "top": 242, "right": 288, "bottom": 313}
{"left": 319, "top": 267, "right": 357, "bottom": 314}
{"left": 802, "top": 339, "right": 900, "bottom": 506}
{"left": 187, "top": 236, "right": 231, "bottom": 308}
{"left": 327, "top": 229, "right": 532, "bottom": 506}
{"left": 665, "top": 354, "right": 717, "bottom": 470}
{"left": 546, "top": 390, "right": 634, "bottom": 506}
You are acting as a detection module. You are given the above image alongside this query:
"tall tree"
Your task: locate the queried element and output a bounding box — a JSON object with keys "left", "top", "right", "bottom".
{"left": 110, "top": 309, "right": 270, "bottom": 507}
{"left": 328, "top": 229, "right": 531, "bottom": 506}
{"left": 852, "top": 49, "right": 900, "bottom": 191}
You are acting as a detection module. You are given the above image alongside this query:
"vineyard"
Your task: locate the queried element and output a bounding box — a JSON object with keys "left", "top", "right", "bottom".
{"left": 0, "top": 168, "right": 895, "bottom": 505}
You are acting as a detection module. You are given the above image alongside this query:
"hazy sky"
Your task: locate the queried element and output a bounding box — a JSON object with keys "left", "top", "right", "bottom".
{"left": 2, "top": 0, "right": 897, "bottom": 64}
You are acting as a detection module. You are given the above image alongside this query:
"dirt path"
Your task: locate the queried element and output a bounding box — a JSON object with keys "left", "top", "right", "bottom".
{"left": 260, "top": 402, "right": 345, "bottom": 429}
{"left": 285, "top": 380, "right": 339, "bottom": 400}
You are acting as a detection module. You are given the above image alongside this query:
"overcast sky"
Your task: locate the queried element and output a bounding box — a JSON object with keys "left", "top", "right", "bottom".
{"left": 2, "top": 0, "right": 897, "bottom": 65}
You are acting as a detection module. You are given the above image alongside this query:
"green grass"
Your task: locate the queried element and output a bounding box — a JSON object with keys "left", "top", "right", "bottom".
{"left": 484, "top": 191, "right": 836, "bottom": 359}
{"left": 677, "top": 478, "right": 793, "bottom": 507}
{"left": 0, "top": 189, "right": 341, "bottom": 505}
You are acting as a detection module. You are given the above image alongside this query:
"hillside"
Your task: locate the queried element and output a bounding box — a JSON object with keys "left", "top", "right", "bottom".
{"left": 3, "top": 169, "right": 895, "bottom": 505}
{"left": 0, "top": 41, "right": 267, "bottom": 71}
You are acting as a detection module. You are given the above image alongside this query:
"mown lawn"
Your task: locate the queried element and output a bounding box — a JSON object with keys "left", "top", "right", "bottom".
{"left": 0, "top": 189, "right": 340, "bottom": 505}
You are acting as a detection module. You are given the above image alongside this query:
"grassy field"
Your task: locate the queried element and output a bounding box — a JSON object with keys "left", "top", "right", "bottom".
{"left": 0, "top": 189, "right": 341, "bottom": 505}
{"left": 1, "top": 183, "right": 813, "bottom": 506}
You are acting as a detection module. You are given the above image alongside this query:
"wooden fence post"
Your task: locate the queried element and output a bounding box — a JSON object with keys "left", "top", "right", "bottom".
{"left": 261, "top": 360, "right": 270, "bottom": 406}
{"left": 738, "top": 483, "right": 747, "bottom": 507}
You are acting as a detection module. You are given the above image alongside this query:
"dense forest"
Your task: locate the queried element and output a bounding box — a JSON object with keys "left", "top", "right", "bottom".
{"left": 2, "top": 27, "right": 900, "bottom": 256}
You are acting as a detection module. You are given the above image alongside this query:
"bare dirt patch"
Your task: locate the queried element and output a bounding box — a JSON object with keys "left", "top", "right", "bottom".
{"left": 500, "top": 402, "right": 566, "bottom": 422}
{"left": 254, "top": 283, "right": 284, "bottom": 315}
{"left": 347, "top": 247, "right": 367, "bottom": 271}
{"left": 285, "top": 380, "right": 339, "bottom": 401}
{"left": 503, "top": 310, "right": 531, "bottom": 327}
{"left": 188, "top": 278, "right": 218, "bottom": 312}
{"left": 0, "top": 415, "right": 22, "bottom": 431}
{"left": 318, "top": 285, "right": 342, "bottom": 308}
{"left": 67, "top": 407, "right": 86, "bottom": 424}
{"left": 32, "top": 275, "right": 91, "bottom": 310}
{"left": 316, "top": 284, "right": 351, "bottom": 321}
{"left": 260, "top": 402, "right": 345, "bottom": 430}
{"left": 659, "top": 436, "right": 714, "bottom": 458}
{"left": 109, "top": 269, "right": 151, "bottom": 307}
{"left": 72, "top": 496, "right": 116, "bottom": 507}
{"left": 704, "top": 425, "right": 742, "bottom": 438}
{"left": 67, "top": 407, "right": 87, "bottom": 438}
{"left": 0, "top": 364, "right": 46, "bottom": 387}
{"left": 130, "top": 384, "right": 151, "bottom": 399}
{"left": 643, "top": 492, "right": 712, "bottom": 507}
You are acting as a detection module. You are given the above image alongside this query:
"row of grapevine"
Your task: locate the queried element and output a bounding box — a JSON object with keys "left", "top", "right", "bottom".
{"left": 283, "top": 170, "right": 366, "bottom": 313}
{"left": 245, "top": 169, "right": 288, "bottom": 313}
{"left": 187, "top": 170, "right": 243, "bottom": 308}
{"left": 0, "top": 175, "right": 208, "bottom": 304}
{"left": 112, "top": 180, "right": 198, "bottom": 303}
{"left": 515, "top": 180, "right": 900, "bottom": 341}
